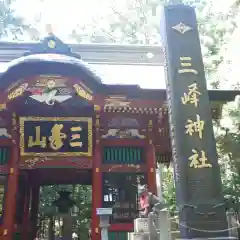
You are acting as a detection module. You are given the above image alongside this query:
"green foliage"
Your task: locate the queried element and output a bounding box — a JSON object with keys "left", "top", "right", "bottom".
{"left": 162, "top": 166, "right": 176, "bottom": 215}
{"left": 222, "top": 169, "right": 240, "bottom": 211}
{"left": 216, "top": 103, "right": 240, "bottom": 212}
{"left": 39, "top": 184, "right": 92, "bottom": 239}
{"left": 70, "top": 0, "right": 164, "bottom": 44}
{"left": 0, "top": 0, "right": 29, "bottom": 40}
{"left": 211, "top": 0, "right": 240, "bottom": 214}
{"left": 197, "top": 1, "right": 240, "bottom": 85}
{"left": 70, "top": 0, "right": 240, "bottom": 83}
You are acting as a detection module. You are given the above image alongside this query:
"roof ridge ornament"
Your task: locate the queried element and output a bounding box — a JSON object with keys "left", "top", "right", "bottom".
{"left": 46, "top": 24, "right": 54, "bottom": 36}
{"left": 46, "top": 24, "right": 56, "bottom": 49}
{"left": 23, "top": 24, "right": 81, "bottom": 59}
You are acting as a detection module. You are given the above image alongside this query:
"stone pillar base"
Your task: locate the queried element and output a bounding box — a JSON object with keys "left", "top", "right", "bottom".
{"left": 130, "top": 232, "right": 157, "bottom": 240}
{"left": 176, "top": 237, "right": 237, "bottom": 240}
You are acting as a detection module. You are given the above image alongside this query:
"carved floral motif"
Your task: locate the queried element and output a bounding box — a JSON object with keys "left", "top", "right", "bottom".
{"left": 101, "top": 129, "right": 145, "bottom": 139}
{"left": 0, "top": 128, "right": 11, "bottom": 139}
{"left": 28, "top": 76, "right": 72, "bottom": 105}
{"left": 24, "top": 157, "right": 48, "bottom": 168}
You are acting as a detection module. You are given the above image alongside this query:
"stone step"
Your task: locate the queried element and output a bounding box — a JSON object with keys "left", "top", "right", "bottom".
{"left": 171, "top": 230, "right": 180, "bottom": 240}
{"left": 128, "top": 230, "right": 180, "bottom": 239}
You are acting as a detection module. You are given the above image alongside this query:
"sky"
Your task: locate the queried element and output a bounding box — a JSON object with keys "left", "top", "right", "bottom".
{"left": 0, "top": 0, "right": 237, "bottom": 90}
{"left": 12, "top": 0, "right": 127, "bottom": 41}
{"left": 216, "top": 13, "right": 240, "bottom": 90}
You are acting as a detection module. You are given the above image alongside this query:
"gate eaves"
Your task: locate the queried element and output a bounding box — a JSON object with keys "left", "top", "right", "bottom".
{"left": 0, "top": 42, "right": 164, "bottom": 66}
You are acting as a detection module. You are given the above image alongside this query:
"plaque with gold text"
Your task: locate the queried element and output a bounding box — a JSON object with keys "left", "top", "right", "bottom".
{"left": 20, "top": 117, "right": 92, "bottom": 157}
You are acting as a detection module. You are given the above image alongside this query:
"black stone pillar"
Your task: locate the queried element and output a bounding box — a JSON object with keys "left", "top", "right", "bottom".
{"left": 160, "top": 4, "right": 229, "bottom": 239}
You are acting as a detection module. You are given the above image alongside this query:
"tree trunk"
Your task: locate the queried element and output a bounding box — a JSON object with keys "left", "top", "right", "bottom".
{"left": 48, "top": 216, "right": 55, "bottom": 240}
{"left": 62, "top": 214, "right": 73, "bottom": 240}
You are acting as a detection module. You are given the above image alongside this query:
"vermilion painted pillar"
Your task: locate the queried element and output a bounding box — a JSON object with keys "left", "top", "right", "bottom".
{"left": 22, "top": 176, "right": 30, "bottom": 240}
{"left": 2, "top": 113, "right": 20, "bottom": 240}
{"left": 147, "top": 120, "right": 157, "bottom": 194}
{"left": 92, "top": 113, "right": 102, "bottom": 240}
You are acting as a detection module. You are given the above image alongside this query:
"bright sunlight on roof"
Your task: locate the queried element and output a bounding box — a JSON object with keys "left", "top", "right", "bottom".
{"left": 0, "top": 62, "right": 166, "bottom": 89}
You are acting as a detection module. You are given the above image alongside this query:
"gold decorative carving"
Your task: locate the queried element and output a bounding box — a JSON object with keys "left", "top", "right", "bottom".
{"left": 94, "top": 105, "right": 101, "bottom": 112}
{"left": 12, "top": 112, "right": 17, "bottom": 131}
{"left": 148, "top": 120, "right": 153, "bottom": 127}
{"left": 104, "top": 95, "right": 130, "bottom": 108}
{"left": 95, "top": 115, "right": 100, "bottom": 128}
{"left": 34, "top": 76, "right": 67, "bottom": 87}
{"left": 8, "top": 83, "right": 28, "bottom": 100}
{"left": 108, "top": 164, "right": 140, "bottom": 172}
{"left": 24, "top": 157, "right": 48, "bottom": 168}
{"left": 148, "top": 119, "right": 153, "bottom": 132}
{"left": 48, "top": 40, "right": 56, "bottom": 49}
{"left": 78, "top": 82, "right": 93, "bottom": 94}
{"left": 73, "top": 84, "right": 93, "bottom": 101}
{"left": 0, "top": 104, "right": 6, "bottom": 111}
{"left": 19, "top": 117, "right": 92, "bottom": 157}
{"left": 158, "top": 128, "right": 169, "bottom": 137}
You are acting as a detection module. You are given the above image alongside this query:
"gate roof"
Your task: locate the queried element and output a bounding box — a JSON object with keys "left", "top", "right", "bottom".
{"left": 0, "top": 35, "right": 238, "bottom": 104}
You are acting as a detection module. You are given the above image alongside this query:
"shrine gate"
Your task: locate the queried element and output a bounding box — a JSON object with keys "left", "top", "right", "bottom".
{"left": 0, "top": 4, "right": 238, "bottom": 240}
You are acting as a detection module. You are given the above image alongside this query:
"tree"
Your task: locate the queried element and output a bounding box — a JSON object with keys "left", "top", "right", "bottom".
{"left": 70, "top": 0, "right": 165, "bottom": 44}
{"left": 38, "top": 184, "right": 92, "bottom": 239}
{"left": 213, "top": 9, "right": 240, "bottom": 218}
{"left": 162, "top": 165, "right": 176, "bottom": 215}
{"left": 215, "top": 103, "right": 240, "bottom": 226}
{"left": 70, "top": 0, "right": 240, "bottom": 83}
{"left": 198, "top": 0, "right": 240, "bottom": 86}
{"left": 0, "top": 0, "right": 30, "bottom": 40}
